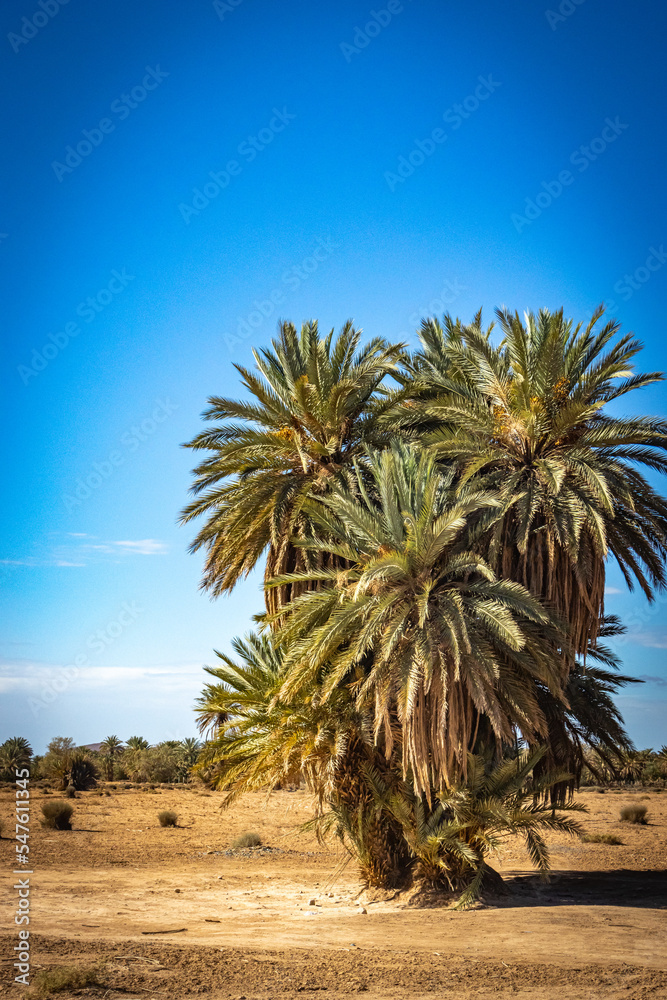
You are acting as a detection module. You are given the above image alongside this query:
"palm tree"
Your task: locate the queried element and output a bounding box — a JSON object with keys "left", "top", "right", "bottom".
{"left": 195, "top": 632, "right": 409, "bottom": 885}
{"left": 100, "top": 735, "right": 124, "bottom": 781}
{"left": 125, "top": 736, "right": 149, "bottom": 750}
{"left": 534, "top": 615, "right": 640, "bottom": 797}
{"left": 179, "top": 737, "right": 202, "bottom": 775}
{"left": 0, "top": 737, "right": 33, "bottom": 778}
{"left": 406, "top": 307, "right": 667, "bottom": 659}
{"left": 180, "top": 320, "right": 404, "bottom": 613}
{"left": 367, "top": 748, "right": 585, "bottom": 907}
{"left": 270, "top": 444, "right": 566, "bottom": 795}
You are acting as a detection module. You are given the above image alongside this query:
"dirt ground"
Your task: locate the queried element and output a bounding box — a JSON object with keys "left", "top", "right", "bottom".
{"left": 1, "top": 782, "right": 665, "bottom": 998}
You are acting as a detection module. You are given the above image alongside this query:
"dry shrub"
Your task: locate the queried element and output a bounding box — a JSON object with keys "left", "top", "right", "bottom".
{"left": 158, "top": 810, "right": 178, "bottom": 827}
{"left": 232, "top": 831, "right": 262, "bottom": 849}
{"left": 64, "top": 786, "right": 76, "bottom": 799}
{"left": 620, "top": 804, "right": 648, "bottom": 824}
{"left": 40, "top": 800, "right": 73, "bottom": 830}
{"left": 32, "top": 963, "right": 105, "bottom": 996}
{"left": 582, "top": 833, "right": 623, "bottom": 845}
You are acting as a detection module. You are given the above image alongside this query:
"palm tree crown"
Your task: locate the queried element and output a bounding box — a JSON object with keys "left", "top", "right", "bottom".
{"left": 406, "top": 307, "right": 667, "bottom": 656}
{"left": 270, "top": 444, "right": 565, "bottom": 794}
{"left": 180, "top": 320, "right": 404, "bottom": 612}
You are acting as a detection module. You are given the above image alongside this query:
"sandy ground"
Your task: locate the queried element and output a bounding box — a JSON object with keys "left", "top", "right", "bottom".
{"left": 0, "top": 782, "right": 665, "bottom": 998}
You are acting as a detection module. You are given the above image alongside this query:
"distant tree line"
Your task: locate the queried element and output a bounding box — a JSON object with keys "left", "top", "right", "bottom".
{"left": 0, "top": 735, "right": 202, "bottom": 789}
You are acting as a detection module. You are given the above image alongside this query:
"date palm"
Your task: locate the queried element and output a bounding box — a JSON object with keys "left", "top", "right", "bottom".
{"left": 365, "top": 747, "right": 584, "bottom": 907}
{"left": 270, "top": 444, "right": 566, "bottom": 795}
{"left": 0, "top": 737, "right": 33, "bottom": 779}
{"left": 408, "top": 307, "right": 667, "bottom": 658}
{"left": 100, "top": 735, "right": 124, "bottom": 781}
{"left": 125, "top": 736, "right": 149, "bottom": 751}
{"left": 195, "top": 631, "right": 409, "bottom": 885}
{"left": 533, "top": 615, "right": 639, "bottom": 799}
{"left": 180, "top": 320, "right": 404, "bottom": 613}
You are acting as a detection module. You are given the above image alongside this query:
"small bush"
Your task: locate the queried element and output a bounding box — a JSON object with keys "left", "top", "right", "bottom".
{"left": 64, "top": 786, "right": 76, "bottom": 799}
{"left": 40, "top": 801, "right": 74, "bottom": 830}
{"left": 158, "top": 810, "right": 178, "bottom": 827}
{"left": 620, "top": 804, "right": 648, "bottom": 824}
{"left": 33, "top": 964, "right": 105, "bottom": 996}
{"left": 232, "top": 831, "right": 262, "bottom": 849}
{"left": 582, "top": 833, "right": 623, "bottom": 845}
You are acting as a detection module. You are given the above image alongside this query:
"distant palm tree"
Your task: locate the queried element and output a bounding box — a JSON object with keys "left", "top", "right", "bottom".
{"left": 180, "top": 320, "right": 404, "bottom": 613}
{"left": 408, "top": 307, "right": 667, "bottom": 659}
{"left": 100, "top": 735, "right": 124, "bottom": 781}
{"left": 125, "top": 736, "right": 149, "bottom": 751}
{"left": 179, "top": 737, "right": 202, "bottom": 773}
{"left": 271, "top": 444, "right": 565, "bottom": 795}
{"left": 0, "top": 737, "right": 33, "bottom": 778}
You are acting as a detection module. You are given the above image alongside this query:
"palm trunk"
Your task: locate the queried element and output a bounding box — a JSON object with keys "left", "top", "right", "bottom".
{"left": 332, "top": 738, "right": 410, "bottom": 889}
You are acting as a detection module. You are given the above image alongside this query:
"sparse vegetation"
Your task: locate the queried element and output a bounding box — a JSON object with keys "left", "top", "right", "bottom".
{"left": 582, "top": 833, "right": 623, "bottom": 844}
{"left": 158, "top": 810, "right": 178, "bottom": 827}
{"left": 620, "top": 804, "right": 648, "bottom": 824}
{"left": 40, "top": 800, "right": 74, "bottom": 830}
{"left": 232, "top": 831, "right": 262, "bottom": 849}
{"left": 32, "top": 963, "right": 106, "bottom": 996}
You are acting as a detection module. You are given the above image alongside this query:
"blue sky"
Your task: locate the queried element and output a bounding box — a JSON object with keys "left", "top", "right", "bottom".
{"left": 1, "top": 0, "right": 666, "bottom": 752}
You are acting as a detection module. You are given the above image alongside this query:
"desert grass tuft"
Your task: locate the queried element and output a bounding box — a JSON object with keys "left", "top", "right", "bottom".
{"left": 232, "top": 831, "right": 262, "bottom": 849}
{"left": 32, "top": 963, "right": 106, "bottom": 996}
{"left": 64, "top": 786, "right": 76, "bottom": 799}
{"left": 158, "top": 810, "right": 178, "bottom": 827}
{"left": 620, "top": 804, "right": 648, "bottom": 824}
{"left": 582, "top": 833, "right": 623, "bottom": 844}
{"left": 40, "top": 800, "right": 73, "bottom": 830}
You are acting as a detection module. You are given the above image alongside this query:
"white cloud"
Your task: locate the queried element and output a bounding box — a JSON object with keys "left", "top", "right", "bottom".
{"left": 604, "top": 586, "right": 622, "bottom": 595}
{"left": 111, "top": 539, "right": 168, "bottom": 556}
{"left": 2, "top": 536, "right": 171, "bottom": 568}
{"left": 0, "top": 658, "right": 203, "bottom": 696}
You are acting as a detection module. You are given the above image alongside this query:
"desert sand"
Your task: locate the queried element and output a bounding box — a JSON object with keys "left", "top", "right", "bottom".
{"left": 1, "top": 782, "right": 665, "bottom": 998}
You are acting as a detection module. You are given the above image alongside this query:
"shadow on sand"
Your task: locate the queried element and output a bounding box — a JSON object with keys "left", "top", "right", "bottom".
{"left": 496, "top": 869, "right": 667, "bottom": 909}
